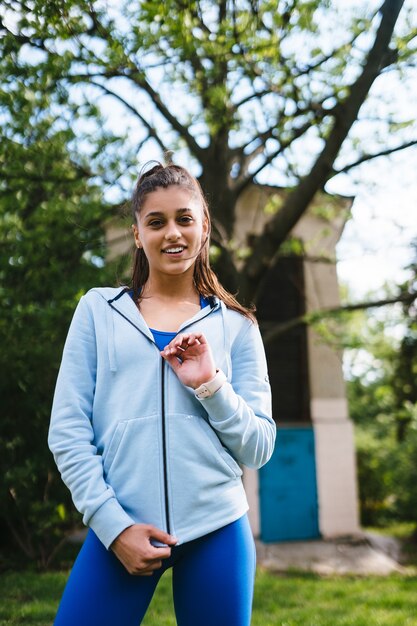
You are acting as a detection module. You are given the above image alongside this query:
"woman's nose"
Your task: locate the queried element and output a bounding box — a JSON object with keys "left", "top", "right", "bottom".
{"left": 165, "top": 222, "right": 181, "bottom": 240}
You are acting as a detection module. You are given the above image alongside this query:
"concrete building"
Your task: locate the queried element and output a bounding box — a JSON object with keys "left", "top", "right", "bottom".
{"left": 234, "top": 185, "right": 360, "bottom": 541}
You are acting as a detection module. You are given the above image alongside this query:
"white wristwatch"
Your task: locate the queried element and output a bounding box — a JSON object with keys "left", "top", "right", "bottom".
{"left": 194, "top": 369, "right": 227, "bottom": 399}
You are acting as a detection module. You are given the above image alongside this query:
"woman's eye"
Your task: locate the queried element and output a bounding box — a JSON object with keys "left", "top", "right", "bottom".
{"left": 179, "top": 216, "right": 193, "bottom": 224}
{"left": 149, "top": 220, "right": 163, "bottom": 227}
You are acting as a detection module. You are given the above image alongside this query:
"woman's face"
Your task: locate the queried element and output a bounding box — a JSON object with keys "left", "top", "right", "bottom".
{"left": 132, "top": 185, "right": 209, "bottom": 280}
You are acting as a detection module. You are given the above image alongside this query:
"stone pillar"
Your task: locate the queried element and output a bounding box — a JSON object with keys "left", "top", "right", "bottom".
{"left": 304, "top": 259, "right": 360, "bottom": 537}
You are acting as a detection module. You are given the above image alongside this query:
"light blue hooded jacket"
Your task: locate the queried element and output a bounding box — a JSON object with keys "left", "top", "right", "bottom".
{"left": 49, "top": 287, "right": 276, "bottom": 549}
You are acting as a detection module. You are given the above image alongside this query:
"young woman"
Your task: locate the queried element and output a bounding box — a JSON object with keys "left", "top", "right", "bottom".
{"left": 49, "top": 163, "right": 276, "bottom": 626}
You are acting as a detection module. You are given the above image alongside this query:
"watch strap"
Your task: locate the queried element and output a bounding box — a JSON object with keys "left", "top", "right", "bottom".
{"left": 194, "top": 369, "right": 227, "bottom": 399}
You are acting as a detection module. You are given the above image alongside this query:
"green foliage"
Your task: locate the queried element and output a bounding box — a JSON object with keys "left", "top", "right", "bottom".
{"left": 391, "top": 250, "right": 417, "bottom": 441}
{"left": 263, "top": 193, "right": 285, "bottom": 216}
{"left": 354, "top": 412, "right": 417, "bottom": 528}
{"left": 0, "top": 0, "right": 414, "bottom": 305}
{"left": 348, "top": 355, "right": 408, "bottom": 526}
{"left": 0, "top": 76, "right": 114, "bottom": 568}
{"left": 1, "top": 0, "right": 414, "bottom": 197}
{"left": 343, "top": 247, "right": 417, "bottom": 527}
{"left": 355, "top": 426, "right": 397, "bottom": 526}
{"left": 2, "top": 567, "right": 417, "bottom": 626}
{"left": 278, "top": 236, "right": 304, "bottom": 256}
{"left": 346, "top": 323, "right": 400, "bottom": 526}
{"left": 312, "top": 272, "right": 417, "bottom": 529}
{"left": 393, "top": 424, "right": 417, "bottom": 523}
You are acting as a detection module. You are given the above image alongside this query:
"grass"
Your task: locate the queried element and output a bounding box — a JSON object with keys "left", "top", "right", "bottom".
{"left": 364, "top": 522, "right": 417, "bottom": 567}
{"left": 364, "top": 522, "right": 417, "bottom": 540}
{"left": 2, "top": 567, "right": 417, "bottom": 626}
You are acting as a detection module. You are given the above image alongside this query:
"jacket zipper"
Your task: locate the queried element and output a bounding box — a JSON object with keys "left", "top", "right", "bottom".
{"left": 158, "top": 304, "right": 221, "bottom": 537}
{"left": 106, "top": 294, "right": 220, "bottom": 537}
{"left": 160, "top": 357, "right": 171, "bottom": 535}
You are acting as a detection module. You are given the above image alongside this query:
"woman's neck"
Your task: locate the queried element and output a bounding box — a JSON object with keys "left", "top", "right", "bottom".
{"left": 139, "top": 274, "right": 201, "bottom": 332}
{"left": 142, "top": 272, "right": 199, "bottom": 305}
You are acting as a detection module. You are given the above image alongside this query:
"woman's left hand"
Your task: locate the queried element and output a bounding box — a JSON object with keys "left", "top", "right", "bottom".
{"left": 161, "top": 332, "right": 216, "bottom": 389}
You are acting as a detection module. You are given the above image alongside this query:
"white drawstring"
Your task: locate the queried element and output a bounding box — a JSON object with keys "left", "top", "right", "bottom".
{"left": 106, "top": 305, "right": 117, "bottom": 372}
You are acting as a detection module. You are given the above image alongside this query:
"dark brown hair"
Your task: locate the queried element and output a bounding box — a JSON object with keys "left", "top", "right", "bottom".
{"left": 130, "top": 162, "right": 255, "bottom": 321}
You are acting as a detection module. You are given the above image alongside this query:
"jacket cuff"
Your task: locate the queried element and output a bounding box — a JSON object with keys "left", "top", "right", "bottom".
{"left": 87, "top": 497, "right": 135, "bottom": 550}
{"left": 197, "top": 381, "right": 239, "bottom": 421}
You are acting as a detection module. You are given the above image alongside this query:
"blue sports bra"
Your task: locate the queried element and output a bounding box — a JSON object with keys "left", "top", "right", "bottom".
{"left": 128, "top": 291, "right": 210, "bottom": 350}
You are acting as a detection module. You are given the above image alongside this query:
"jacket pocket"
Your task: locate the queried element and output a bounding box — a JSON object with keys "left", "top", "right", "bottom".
{"left": 101, "top": 415, "right": 163, "bottom": 526}
{"left": 169, "top": 412, "right": 240, "bottom": 480}
{"left": 197, "top": 417, "right": 243, "bottom": 478}
{"left": 102, "top": 421, "right": 128, "bottom": 477}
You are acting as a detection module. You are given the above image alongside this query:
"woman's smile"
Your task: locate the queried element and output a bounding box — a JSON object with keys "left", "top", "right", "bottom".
{"left": 162, "top": 245, "right": 187, "bottom": 256}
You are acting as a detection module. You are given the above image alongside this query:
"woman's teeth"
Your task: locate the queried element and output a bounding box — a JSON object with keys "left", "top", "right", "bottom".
{"left": 164, "top": 247, "right": 184, "bottom": 254}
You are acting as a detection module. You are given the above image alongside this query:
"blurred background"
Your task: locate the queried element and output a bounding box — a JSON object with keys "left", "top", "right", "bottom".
{"left": 1, "top": 0, "right": 416, "bottom": 574}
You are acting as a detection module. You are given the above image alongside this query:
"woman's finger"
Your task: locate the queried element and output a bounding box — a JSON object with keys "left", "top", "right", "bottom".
{"left": 173, "top": 333, "right": 187, "bottom": 347}
{"left": 187, "top": 332, "right": 208, "bottom": 345}
{"left": 136, "top": 569, "right": 155, "bottom": 576}
{"left": 185, "top": 333, "right": 201, "bottom": 346}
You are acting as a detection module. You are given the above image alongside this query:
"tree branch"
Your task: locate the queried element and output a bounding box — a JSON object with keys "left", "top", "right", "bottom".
{"left": 261, "top": 289, "right": 417, "bottom": 345}
{"left": 239, "top": 0, "right": 405, "bottom": 304}
{"left": 123, "top": 69, "right": 207, "bottom": 160}
{"left": 4, "top": 4, "right": 206, "bottom": 163}
{"left": 235, "top": 118, "right": 313, "bottom": 194}
{"left": 293, "top": 10, "right": 379, "bottom": 78}
{"left": 333, "top": 138, "right": 417, "bottom": 175}
{"left": 67, "top": 66, "right": 206, "bottom": 160}
{"left": 235, "top": 94, "right": 334, "bottom": 188}
{"left": 86, "top": 80, "right": 169, "bottom": 153}
{"left": 234, "top": 88, "right": 275, "bottom": 109}
{"left": 0, "top": 14, "right": 50, "bottom": 54}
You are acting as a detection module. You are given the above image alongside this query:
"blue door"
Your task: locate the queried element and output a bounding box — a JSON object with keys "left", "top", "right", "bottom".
{"left": 259, "top": 427, "right": 319, "bottom": 542}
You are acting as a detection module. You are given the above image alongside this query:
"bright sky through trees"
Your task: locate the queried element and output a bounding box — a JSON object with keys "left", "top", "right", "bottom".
{"left": 336, "top": 165, "right": 417, "bottom": 300}
{"left": 330, "top": 0, "right": 417, "bottom": 299}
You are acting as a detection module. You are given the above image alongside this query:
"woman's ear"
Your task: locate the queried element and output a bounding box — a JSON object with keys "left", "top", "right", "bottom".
{"left": 132, "top": 224, "right": 142, "bottom": 249}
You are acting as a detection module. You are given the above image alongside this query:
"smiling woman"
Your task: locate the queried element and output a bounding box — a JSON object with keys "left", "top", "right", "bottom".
{"left": 133, "top": 187, "right": 208, "bottom": 283}
{"left": 48, "top": 161, "right": 276, "bottom": 626}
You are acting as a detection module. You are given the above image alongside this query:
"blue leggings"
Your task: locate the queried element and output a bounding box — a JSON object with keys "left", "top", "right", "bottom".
{"left": 54, "top": 514, "right": 256, "bottom": 626}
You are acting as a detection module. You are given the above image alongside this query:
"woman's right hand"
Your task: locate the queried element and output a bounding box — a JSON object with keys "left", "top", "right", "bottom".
{"left": 110, "top": 524, "right": 178, "bottom": 575}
